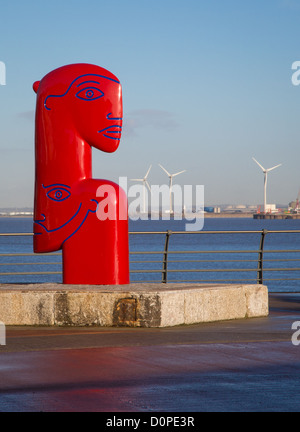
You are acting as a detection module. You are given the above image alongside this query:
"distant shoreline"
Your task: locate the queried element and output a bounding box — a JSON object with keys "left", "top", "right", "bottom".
{"left": 0, "top": 215, "right": 33, "bottom": 218}
{"left": 202, "top": 213, "right": 254, "bottom": 218}
{"left": 0, "top": 213, "right": 254, "bottom": 219}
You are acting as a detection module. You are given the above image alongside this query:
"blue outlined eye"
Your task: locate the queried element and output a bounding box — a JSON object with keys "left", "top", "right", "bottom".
{"left": 76, "top": 87, "right": 104, "bottom": 101}
{"left": 46, "top": 188, "right": 71, "bottom": 202}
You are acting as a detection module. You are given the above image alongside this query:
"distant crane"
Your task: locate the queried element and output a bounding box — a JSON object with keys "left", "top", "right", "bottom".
{"left": 252, "top": 157, "right": 282, "bottom": 214}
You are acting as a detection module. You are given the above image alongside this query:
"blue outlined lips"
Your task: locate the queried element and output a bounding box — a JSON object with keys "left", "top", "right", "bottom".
{"left": 98, "top": 125, "right": 122, "bottom": 141}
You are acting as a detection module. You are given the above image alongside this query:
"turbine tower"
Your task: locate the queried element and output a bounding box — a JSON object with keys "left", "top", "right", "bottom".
{"left": 252, "top": 157, "right": 282, "bottom": 214}
{"left": 159, "top": 164, "right": 186, "bottom": 215}
{"left": 131, "top": 165, "right": 152, "bottom": 214}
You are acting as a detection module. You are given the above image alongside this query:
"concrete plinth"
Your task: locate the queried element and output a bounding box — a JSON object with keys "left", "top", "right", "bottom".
{"left": 0, "top": 283, "right": 268, "bottom": 327}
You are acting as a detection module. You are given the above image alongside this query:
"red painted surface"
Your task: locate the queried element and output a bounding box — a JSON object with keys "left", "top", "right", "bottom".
{"left": 33, "top": 64, "right": 129, "bottom": 285}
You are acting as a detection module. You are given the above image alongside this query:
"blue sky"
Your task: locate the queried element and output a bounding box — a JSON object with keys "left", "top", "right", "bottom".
{"left": 0, "top": 0, "right": 300, "bottom": 207}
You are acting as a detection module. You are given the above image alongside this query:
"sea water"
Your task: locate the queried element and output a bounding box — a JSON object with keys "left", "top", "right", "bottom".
{"left": 0, "top": 217, "right": 299, "bottom": 292}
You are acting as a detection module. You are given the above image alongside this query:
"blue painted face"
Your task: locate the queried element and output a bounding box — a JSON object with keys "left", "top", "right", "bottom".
{"left": 43, "top": 73, "right": 123, "bottom": 153}
{"left": 34, "top": 183, "right": 98, "bottom": 250}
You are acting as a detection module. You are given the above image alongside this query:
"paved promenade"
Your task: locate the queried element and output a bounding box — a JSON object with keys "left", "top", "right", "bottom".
{"left": 0, "top": 293, "right": 299, "bottom": 412}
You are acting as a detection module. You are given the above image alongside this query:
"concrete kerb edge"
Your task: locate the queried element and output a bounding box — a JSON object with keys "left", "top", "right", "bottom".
{"left": 0, "top": 283, "right": 269, "bottom": 327}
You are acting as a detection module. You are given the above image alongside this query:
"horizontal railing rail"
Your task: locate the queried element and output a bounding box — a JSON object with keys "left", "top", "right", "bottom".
{"left": 0, "top": 230, "right": 299, "bottom": 288}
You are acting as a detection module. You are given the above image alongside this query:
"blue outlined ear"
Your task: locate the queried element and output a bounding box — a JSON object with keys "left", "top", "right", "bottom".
{"left": 33, "top": 81, "right": 40, "bottom": 94}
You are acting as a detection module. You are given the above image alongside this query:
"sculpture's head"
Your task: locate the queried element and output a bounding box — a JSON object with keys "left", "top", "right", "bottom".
{"left": 33, "top": 63, "right": 123, "bottom": 153}
{"left": 33, "top": 64, "right": 123, "bottom": 253}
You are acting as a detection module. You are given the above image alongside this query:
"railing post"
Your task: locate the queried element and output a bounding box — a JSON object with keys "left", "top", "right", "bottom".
{"left": 162, "top": 230, "right": 172, "bottom": 284}
{"left": 257, "top": 229, "right": 268, "bottom": 284}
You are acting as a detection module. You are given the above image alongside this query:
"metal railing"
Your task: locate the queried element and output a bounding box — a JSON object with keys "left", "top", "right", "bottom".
{"left": 130, "top": 229, "right": 300, "bottom": 286}
{"left": 0, "top": 230, "right": 300, "bottom": 288}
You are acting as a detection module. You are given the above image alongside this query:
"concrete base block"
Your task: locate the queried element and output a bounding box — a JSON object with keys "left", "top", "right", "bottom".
{"left": 0, "top": 283, "right": 269, "bottom": 327}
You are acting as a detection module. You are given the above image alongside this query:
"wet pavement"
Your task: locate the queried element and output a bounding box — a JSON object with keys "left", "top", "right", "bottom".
{"left": 0, "top": 293, "right": 300, "bottom": 412}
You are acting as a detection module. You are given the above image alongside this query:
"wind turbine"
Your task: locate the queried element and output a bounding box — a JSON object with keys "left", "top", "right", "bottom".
{"left": 252, "top": 157, "right": 282, "bottom": 214}
{"left": 130, "top": 165, "right": 152, "bottom": 213}
{"left": 159, "top": 164, "right": 186, "bottom": 215}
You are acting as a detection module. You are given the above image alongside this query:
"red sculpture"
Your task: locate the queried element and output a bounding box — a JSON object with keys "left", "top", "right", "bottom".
{"left": 33, "top": 63, "right": 129, "bottom": 285}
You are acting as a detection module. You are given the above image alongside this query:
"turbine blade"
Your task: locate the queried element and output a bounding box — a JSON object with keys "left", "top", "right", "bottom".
{"left": 144, "top": 165, "right": 152, "bottom": 179}
{"left": 173, "top": 170, "right": 186, "bottom": 177}
{"left": 252, "top": 157, "right": 265, "bottom": 172}
{"left": 267, "top": 164, "right": 282, "bottom": 172}
{"left": 159, "top": 164, "right": 171, "bottom": 177}
{"left": 130, "top": 179, "right": 143, "bottom": 182}
{"left": 145, "top": 180, "right": 152, "bottom": 194}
